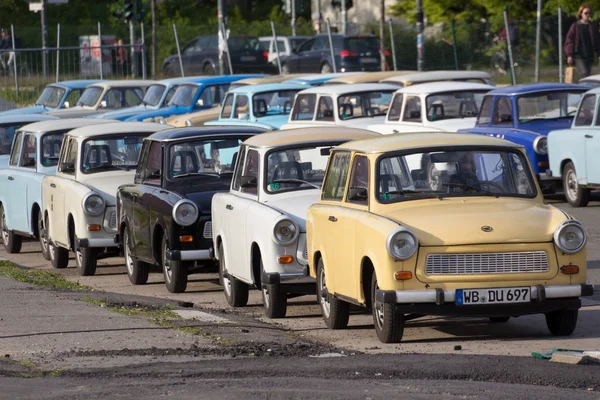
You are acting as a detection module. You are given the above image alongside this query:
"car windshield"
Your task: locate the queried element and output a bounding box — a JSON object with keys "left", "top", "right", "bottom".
{"left": 168, "top": 137, "right": 244, "bottom": 179}
{"left": 338, "top": 90, "right": 395, "bottom": 120}
{"left": 517, "top": 91, "right": 583, "bottom": 123}
{"left": 142, "top": 84, "right": 167, "bottom": 107}
{"left": 35, "top": 86, "right": 66, "bottom": 108}
{"left": 41, "top": 133, "right": 65, "bottom": 167}
{"left": 76, "top": 87, "right": 103, "bottom": 107}
{"left": 0, "top": 124, "right": 18, "bottom": 155}
{"left": 81, "top": 134, "right": 146, "bottom": 173}
{"left": 253, "top": 90, "right": 300, "bottom": 117}
{"left": 228, "top": 36, "right": 261, "bottom": 51}
{"left": 265, "top": 145, "right": 329, "bottom": 193}
{"left": 376, "top": 147, "right": 536, "bottom": 203}
{"left": 169, "top": 84, "right": 199, "bottom": 107}
{"left": 425, "top": 90, "right": 488, "bottom": 121}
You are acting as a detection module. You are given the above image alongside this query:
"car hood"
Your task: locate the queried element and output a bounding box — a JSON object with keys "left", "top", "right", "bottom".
{"left": 85, "top": 171, "right": 136, "bottom": 205}
{"left": 428, "top": 117, "right": 477, "bottom": 132}
{"left": 49, "top": 107, "right": 101, "bottom": 118}
{"left": 185, "top": 190, "right": 228, "bottom": 214}
{"left": 264, "top": 190, "right": 321, "bottom": 232}
{"left": 126, "top": 106, "right": 183, "bottom": 122}
{"left": 381, "top": 197, "right": 567, "bottom": 246}
{"left": 0, "top": 105, "right": 55, "bottom": 115}
{"left": 88, "top": 105, "right": 157, "bottom": 120}
{"left": 253, "top": 114, "right": 290, "bottom": 129}
{"left": 339, "top": 116, "right": 386, "bottom": 128}
{"left": 517, "top": 119, "right": 574, "bottom": 135}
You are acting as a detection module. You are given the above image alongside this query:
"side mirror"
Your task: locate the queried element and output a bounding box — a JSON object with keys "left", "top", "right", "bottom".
{"left": 63, "top": 101, "right": 70, "bottom": 109}
{"left": 238, "top": 112, "right": 249, "bottom": 120}
{"left": 100, "top": 100, "right": 107, "bottom": 108}
{"left": 347, "top": 187, "right": 368, "bottom": 201}
{"left": 240, "top": 175, "right": 257, "bottom": 188}
{"left": 196, "top": 99, "right": 204, "bottom": 107}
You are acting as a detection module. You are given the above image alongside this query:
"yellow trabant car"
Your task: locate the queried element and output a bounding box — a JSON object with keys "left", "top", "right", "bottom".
{"left": 306, "top": 132, "right": 593, "bottom": 343}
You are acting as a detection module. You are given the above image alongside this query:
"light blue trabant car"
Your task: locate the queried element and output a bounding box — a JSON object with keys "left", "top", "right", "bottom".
{"left": 204, "top": 83, "right": 306, "bottom": 130}
{"left": 0, "top": 114, "right": 60, "bottom": 169}
{"left": 548, "top": 87, "right": 600, "bottom": 207}
{"left": 0, "top": 118, "right": 114, "bottom": 259}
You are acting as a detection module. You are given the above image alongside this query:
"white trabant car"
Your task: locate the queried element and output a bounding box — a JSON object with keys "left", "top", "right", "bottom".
{"left": 380, "top": 70, "right": 494, "bottom": 87}
{"left": 367, "top": 82, "right": 495, "bottom": 134}
{"left": 279, "top": 83, "right": 398, "bottom": 131}
{"left": 212, "top": 127, "right": 380, "bottom": 318}
{"left": 42, "top": 122, "right": 172, "bottom": 275}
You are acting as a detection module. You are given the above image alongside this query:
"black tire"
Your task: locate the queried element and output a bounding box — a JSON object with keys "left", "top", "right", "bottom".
{"left": 261, "top": 260, "right": 287, "bottom": 318}
{"left": 0, "top": 205, "right": 22, "bottom": 254}
{"left": 75, "top": 235, "right": 98, "bottom": 276}
{"left": 545, "top": 309, "right": 579, "bottom": 336}
{"left": 371, "top": 271, "right": 404, "bottom": 343}
{"left": 489, "top": 317, "right": 510, "bottom": 323}
{"left": 321, "top": 63, "right": 332, "bottom": 74}
{"left": 161, "top": 236, "right": 188, "bottom": 293}
{"left": 38, "top": 212, "right": 50, "bottom": 260}
{"left": 281, "top": 63, "right": 290, "bottom": 75}
{"left": 124, "top": 228, "right": 149, "bottom": 285}
{"left": 49, "top": 241, "right": 69, "bottom": 269}
{"left": 203, "top": 63, "right": 216, "bottom": 75}
{"left": 219, "top": 244, "right": 249, "bottom": 307}
{"left": 317, "top": 258, "right": 349, "bottom": 329}
{"left": 563, "top": 162, "right": 590, "bottom": 207}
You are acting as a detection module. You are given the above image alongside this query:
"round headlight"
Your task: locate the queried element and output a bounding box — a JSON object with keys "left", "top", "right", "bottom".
{"left": 272, "top": 217, "right": 299, "bottom": 246}
{"left": 172, "top": 199, "right": 198, "bottom": 227}
{"left": 386, "top": 227, "right": 419, "bottom": 260}
{"left": 553, "top": 220, "right": 586, "bottom": 254}
{"left": 533, "top": 136, "right": 548, "bottom": 155}
{"left": 82, "top": 193, "right": 105, "bottom": 216}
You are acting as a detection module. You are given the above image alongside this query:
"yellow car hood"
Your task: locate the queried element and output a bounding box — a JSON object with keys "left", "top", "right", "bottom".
{"left": 381, "top": 197, "right": 568, "bottom": 246}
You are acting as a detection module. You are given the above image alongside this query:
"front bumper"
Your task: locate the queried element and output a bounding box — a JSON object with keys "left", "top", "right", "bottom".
{"left": 77, "top": 237, "right": 118, "bottom": 248}
{"left": 166, "top": 248, "right": 213, "bottom": 261}
{"left": 261, "top": 266, "right": 316, "bottom": 295}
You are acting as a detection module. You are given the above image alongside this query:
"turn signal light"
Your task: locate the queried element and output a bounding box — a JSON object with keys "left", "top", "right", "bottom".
{"left": 87, "top": 224, "right": 101, "bottom": 231}
{"left": 179, "top": 235, "right": 194, "bottom": 243}
{"left": 538, "top": 161, "right": 549, "bottom": 168}
{"left": 394, "top": 271, "right": 412, "bottom": 280}
{"left": 560, "top": 264, "right": 579, "bottom": 274}
{"left": 278, "top": 256, "right": 294, "bottom": 264}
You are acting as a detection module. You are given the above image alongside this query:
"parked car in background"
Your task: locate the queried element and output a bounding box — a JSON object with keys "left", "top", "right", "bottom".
{"left": 42, "top": 122, "right": 172, "bottom": 275}
{"left": 117, "top": 127, "right": 266, "bottom": 293}
{"left": 0, "top": 114, "right": 59, "bottom": 168}
{"left": 323, "top": 71, "right": 416, "bottom": 85}
{"left": 307, "top": 132, "right": 593, "bottom": 343}
{"left": 0, "top": 119, "right": 113, "bottom": 259}
{"left": 47, "top": 80, "right": 153, "bottom": 119}
{"left": 367, "top": 82, "right": 494, "bottom": 134}
{"left": 162, "top": 35, "right": 277, "bottom": 76}
{"left": 459, "top": 83, "right": 588, "bottom": 192}
{"left": 283, "top": 72, "right": 365, "bottom": 86}
{"left": 381, "top": 70, "right": 494, "bottom": 87}
{"left": 204, "top": 83, "right": 306, "bottom": 130}
{"left": 212, "top": 127, "right": 380, "bottom": 317}
{"left": 548, "top": 87, "right": 600, "bottom": 206}
{"left": 259, "top": 36, "right": 311, "bottom": 64}
{"left": 280, "top": 34, "right": 387, "bottom": 74}
{"left": 578, "top": 74, "right": 600, "bottom": 88}
{"left": 280, "top": 83, "right": 398, "bottom": 130}
{"left": 0, "top": 80, "right": 99, "bottom": 116}
{"left": 128, "top": 75, "right": 263, "bottom": 123}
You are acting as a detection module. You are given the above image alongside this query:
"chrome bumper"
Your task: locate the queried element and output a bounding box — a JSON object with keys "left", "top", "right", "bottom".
{"left": 77, "top": 238, "right": 118, "bottom": 248}
{"left": 262, "top": 266, "right": 315, "bottom": 285}
{"left": 166, "top": 248, "right": 213, "bottom": 261}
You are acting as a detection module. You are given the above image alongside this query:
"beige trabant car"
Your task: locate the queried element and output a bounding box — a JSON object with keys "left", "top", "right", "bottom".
{"left": 307, "top": 132, "right": 593, "bottom": 343}
{"left": 323, "top": 71, "right": 416, "bottom": 85}
{"left": 380, "top": 70, "right": 493, "bottom": 87}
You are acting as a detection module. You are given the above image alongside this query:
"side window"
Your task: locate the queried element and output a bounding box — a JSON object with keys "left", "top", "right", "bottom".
{"left": 124, "top": 88, "right": 144, "bottom": 107}
{"left": 142, "top": 141, "right": 163, "bottom": 184}
{"left": 197, "top": 86, "right": 217, "bottom": 108}
{"left": 297, "top": 39, "right": 315, "bottom": 53}
{"left": 196, "top": 36, "right": 211, "bottom": 49}
{"left": 9, "top": 131, "right": 23, "bottom": 166}
{"left": 182, "top": 39, "right": 198, "bottom": 55}
{"left": 493, "top": 97, "right": 513, "bottom": 125}
{"left": 387, "top": 94, "right": 403, "bottom": 121}
{"left": 20, "top": 134, "right": 36, "bottom": 168}
{"left": 477, "top": 96, "right": 493, "bottom": 125}
{"left": 64, "top": 90, "right": 82, "bottom": 108}
{"left": 316, "top": 96, "right": 334, "bottom": 121}
{"left": 402, "top": 96, "right": 422, "bottom": 122}
{"left": 291, "top": 94, "right": 316, "bottom": 121}
{"left": 232, "top": 146, "right": 247, "bottom": 191}
{"left": 221, "top": 93, "right": 234, "bottom": 119}
{"left": 233, "top": 95, "right": 249, "bottom": 119}
{"left": 578, "top": 94, "right": 597, "bottom": 126}
{"left": 347, "top": 155, "right": 369, "bottom": 204}
{"left": 322, "top": 151, "right": 351, "bottom": 201}
{"left": 313, "top": 37, "right": 328, "bottom": 50}
{"left": 60, "top": 138, "right": 78, "bottom": 174}
{"left": 240, "top": 149, "right": 260, "bottom": 195}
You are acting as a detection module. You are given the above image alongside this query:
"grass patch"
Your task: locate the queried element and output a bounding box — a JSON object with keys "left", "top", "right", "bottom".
{"left": 17, "top": 360, "right": 37, "bottom": 368}
{"left": 0, "top": 261, "right": 90, "bottom": 291}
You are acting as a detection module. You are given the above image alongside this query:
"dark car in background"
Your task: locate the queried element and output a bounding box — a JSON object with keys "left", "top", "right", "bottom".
{"left": 163, "top": 35, "right": 278, "bottom": 76}
{"left": 280, "top": 34, "right": 387, "bottom": 75}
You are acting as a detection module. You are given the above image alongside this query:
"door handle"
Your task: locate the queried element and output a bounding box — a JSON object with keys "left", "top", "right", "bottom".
{"left": 226, "top": 204, "right": 233, "bottom": 210}
{"left": 328, "top": 216, "right": 338, "bottom": 222}
{"left": 585, "top": 134, "right": 593, "bottom": 138}
{"left": 50, "top": 183, "right": 56, "bottom": 188}
{"left": 7, "top": 176, "right": 14, "bottom": 181}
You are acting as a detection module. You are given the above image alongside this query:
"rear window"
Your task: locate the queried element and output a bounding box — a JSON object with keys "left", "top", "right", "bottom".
{"left": 228, "top": 36, "right": 261, "bottom": 52}
{"left": 343, "top": 37, "right": 379, "bottom": 52}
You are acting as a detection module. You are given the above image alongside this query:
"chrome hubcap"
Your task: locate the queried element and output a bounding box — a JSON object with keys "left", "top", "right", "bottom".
{"left": 163, "top": 245, "right": 172, "bottom": 283}
{"left": 262, "top": 285, "right": 270, "bottom": 306}
{"left": 76, "top": 248, "right": 83, "bottom": 267}
{"left": 221, "top": 258, "right": 232, "bottom": 297}
{"left": 39, "top": 216, "right": 48, "bottom": 253}
{"left": 1, "top": 212, "right": 8, "bottom": 244}
{"left": 125, "top": 232, "right": 134, "bottom": 276}
{"left": 318, "top": 267, "right": 330, "bottom": 318}
{"left": 374, "top": 280, "right": 384, "bottom": 330}
{"left": 566, "top": 169, "right": 578, "bottom": 200}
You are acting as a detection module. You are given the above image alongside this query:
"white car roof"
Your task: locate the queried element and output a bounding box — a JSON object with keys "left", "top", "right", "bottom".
{"left": 394, "top": 81, "right": 496, "bottom": 94}
{"left": 296, "top": 83, "right": 400, "bottom": 96}
{"left": 381, "top": 70, "right": 491, "bottom": 84}
{"left": 67, "top": 122, "right": 172, "bottom": 138}
{"left": 19, "top": 118, "right": 118, "bottom": 133}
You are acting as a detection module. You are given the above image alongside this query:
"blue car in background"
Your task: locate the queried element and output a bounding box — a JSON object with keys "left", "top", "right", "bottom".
{"left": 204, "top": 83, "right": 306, "bottom": 130}
{"left": 0, "top": 80, "right": 99, "bottom": 116}
{"left": 459, "top": 83, "right": 589, "bottom": 192}
{"left": 283, "top": 72, "right": 364, "bottom": 87}
{"left": 0, "top": 114, "right": 59, "bottom": 168}
{"left": 125, "top": 74, "right": 265, "bottom": 122}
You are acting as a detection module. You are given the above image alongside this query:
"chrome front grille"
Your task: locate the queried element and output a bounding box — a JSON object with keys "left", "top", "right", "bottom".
{"left": 425, "top": 251, "right": 549, "bottom": 275}
{"left": 202, "top": 221, "right": 213, "bottom": 239}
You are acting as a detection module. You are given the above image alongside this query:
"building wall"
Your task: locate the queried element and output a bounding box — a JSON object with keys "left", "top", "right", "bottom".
{"left": 311, "top": 0, "right": 398, "bottom": 33}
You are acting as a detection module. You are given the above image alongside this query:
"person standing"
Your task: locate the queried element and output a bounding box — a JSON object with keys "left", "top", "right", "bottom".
{"left": 0, "top": 29, "right": 15, "bottom": 75}
{"left": 564, "top": 5, "right": 600, "bottom": 79}
{"left": 116, "top": 38, "right": 128, "bottom": 77}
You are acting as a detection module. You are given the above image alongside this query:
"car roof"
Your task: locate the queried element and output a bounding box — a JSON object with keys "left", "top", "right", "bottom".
{"left": 580, "top": 86, "right": 600, "bottom": 94}
{"left": 325, "top": 71, "right": 417, "bottom": 84}
{"left": 284, "top": 72, "right": 365, "bottom": 84}
{"left": 394, "top": 81, "right": 496, "bottom": 94}
{"left": 381, "top": 70, "right": 491, "bottom": 84}
{"left": 578, "top": 74, "right": 600, "bottom": 82}
{"left": 19, "top": 118, "right": 118, "bottom": 133}
{"left": 146, "top": 126, "right": 269, "bottom": 142}
{"left": 0, "top": 114, "right": 59, "bottom": 123}
{"left": 336, "top": 132, "right": 521, "bottom": 154}
{"left": 296, "top": 83, "right": 399, "bottom": 95}
{"left": 171, "top": 74, "right": 266, "bottom": 86}
{"left": 487, "top": 83, "right": 589, "bottom": 95}
{"left": 227, "top": 82, "right": 308, "bottom": 94}
{"left": 49, "top": 80, "right": 101, "bottom": 89}
{"left": 259, "top": 35, "right": 311, "bottom": 40}
{"left": 233, "top": 75, "right": 306, "bottom": 86}
{"left": 87, "top": 80, "right": 157, "bottom": 89}
{"left": 243, "top": 126, "right": 380, "bottom": 148}
{"left": 66, "top": 122, "right": 172, "bottom": 138}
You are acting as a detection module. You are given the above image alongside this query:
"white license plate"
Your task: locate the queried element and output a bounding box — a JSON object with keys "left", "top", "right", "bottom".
{"left": 360, "top": 57, "right": 378, "bottom": 64}
{"left": 241, "top": 56, "right": 256, "bottom": 62}
{"left": 455, "top": 287, "right": 530, "bottom": 306}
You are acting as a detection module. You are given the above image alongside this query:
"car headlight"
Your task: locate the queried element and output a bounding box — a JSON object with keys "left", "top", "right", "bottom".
{"left": 172, "top": 199, "right": 199, "bottom": 226}
{"left": 158, "top": 118, "right": 166, "bottom": 124}
{"left": 82, "top": 193, "right": 105, "bottom": 216}
{"left": 553, "top": 220, "right": 586, "bottom": 254}
{"left": 533, "top": 136, "right": 548, "bottom": 155}
{"left": 386, "top": 227, "right": 419, "bottom": 260}
{"left": 185, "top": 119, "right": 192, "bottom": 127}
{"left": 272, "top": 217, "right": 299, "bottom": 246}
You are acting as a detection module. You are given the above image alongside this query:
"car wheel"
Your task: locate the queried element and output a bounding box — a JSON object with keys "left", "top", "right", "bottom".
{"left": 219, "top": 243, "right": 249, "bottom": 307}
{"left": 317, "top": 258, "right": 349, "bottom": 329}
{"left": 0, "top": 205, "right": 22, "bottom": 254}
{"left": 489, "top": 317, "right": 510, "bottom": 323}
{"left": 124, "top": 228, "right": 149, "bottom": 285}
{"left": 261, "top": 260, "right": 287, "bottom": 319}
{"left": 281, "top": 63, "right": 290, "bottom": 75}
{"left": 427, "top": 162, "right": 442, "bottom": 191}
{"left": 563, "top": 162, "right": 590, "bottom": 207}
{"left": 203, "top": 63, "right": 216, "bottom": 75}
{"left": 38, "top": 212, "right": 50, "bottom": 260}
{"left": 321, "top": 63, "right": 332, "bottom": 74}
{"left": 161, "top": 236, "right": 188, "bottom": 293}
{"left": 545, "top": 309, "right": 578, "bottom": 336}
{"left": 49, "top": 233, "right": 69, "bottom": 269}
{"left": 75, "top": 234, "right": 98, "bottom": 276}
{"left": 371, "top": 271, "right": 404, "bottom": 343}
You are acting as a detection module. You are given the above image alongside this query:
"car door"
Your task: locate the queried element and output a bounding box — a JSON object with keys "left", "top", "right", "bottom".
{"left": 3, "top": 131, "right": 25, "bottom": 230}
{"left": 587, "top": 104, "right": 600, "bottom": 183}
{"left": 291, "top": 38, "right": 315, "bottom": 73}
{"left": 50, "top": 137, "right": 77, "bottom": 245}
{"left": 180, "top": 38, "right": 200, "bottom": 75}
{"left": 13, "top": 133, "right": 38, "bottom": 232}
{"left": 307, "top": 36, "right": 329, "bottom": 72}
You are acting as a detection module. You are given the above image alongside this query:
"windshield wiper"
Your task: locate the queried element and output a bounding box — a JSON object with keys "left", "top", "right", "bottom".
{"left": 381, "top": 189, "right": 442, "bottom": 199}
{"left": 442, "top": 182, "right": 499, "bottom": 198}
{"left": 85, "top": 164, "right": 119, "bottom": 172}
{"left": 271, "top": 179, "right": 320, "bottom": 189}
{"left": 173, "top": 172, "right": 221, "bottom": 178}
